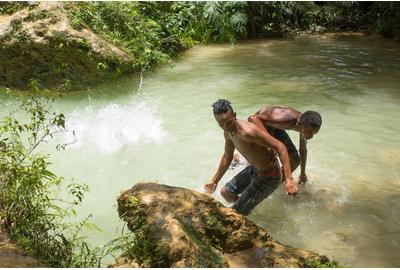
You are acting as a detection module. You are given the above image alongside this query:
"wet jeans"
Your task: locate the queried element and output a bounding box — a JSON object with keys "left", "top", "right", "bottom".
{"left": 224, "top": 165, "right": 282, "bottom": 215}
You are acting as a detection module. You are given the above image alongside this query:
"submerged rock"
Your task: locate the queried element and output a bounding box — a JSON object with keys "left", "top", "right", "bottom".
{"left": 113, "top": 182, "right": 329, "bottom": 268}
{"left": 0, "top": 2, "right": 133, "bottom": 90}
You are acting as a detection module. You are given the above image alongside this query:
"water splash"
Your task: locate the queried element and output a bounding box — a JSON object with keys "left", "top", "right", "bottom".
{"left": 308, "top": 165, "right": 350, "bottom": 206}
{"left": 65, "top": 100, "right": 166, "bottom": 153}
{"left": 137, "top": 68, "right": 145, "bottom": 95}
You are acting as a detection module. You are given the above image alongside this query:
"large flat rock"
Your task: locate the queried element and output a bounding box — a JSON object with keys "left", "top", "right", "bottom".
{"left": 113, "top": 182, "right": 329, "bottom": 267}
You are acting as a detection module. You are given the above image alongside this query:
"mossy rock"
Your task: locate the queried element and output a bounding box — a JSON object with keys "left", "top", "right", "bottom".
{"left": 0, "top": 2, "right": 134, "bottom": 90}
{"left": 0, "top": 231, "right": 42, "bottom": 267}
{"left": 113, "top": 182, "right": 331, "bottom": 268}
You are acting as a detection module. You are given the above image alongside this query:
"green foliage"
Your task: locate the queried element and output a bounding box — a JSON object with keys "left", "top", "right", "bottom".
{"left": 66, "top": 1, "right": 248, "bottom": 66}
{"left": 134, "top": 1, "right": 248, "bottom": 44}
{"left": 246, "top": 2, "right": 365, "bottom": 36}
{"left": 110, "top": 197, "right": 169, "bottom": 267}
{"left": 369, "top": 2, "right": 400, "bottom": 39}
{"left": 202, "top": 2, "right": 247, "bottom": 43}
{"left": 107, "top": 228, "right": 170, "bottom": 268}
{"left": 9, "top": 18, "right": 23, "bottom": 31}
{"left": 66, "top": 2, "right": 171, "bottom": 70}
{"left": 25, "top": 9, "right": 49, "bottom": 22}
{"left": 246, "top": 2, "right": 290, "bottom": 36}
{"left": 136, "top": 2, "right": 198, "bottom": 54}
{"left": 64, "top": 1, "right": 400, "bottom": 45}
{"left": 318, "top": 2, "right": 362, "bottom": 31}
{"left": 0, "top": 2, "right": 32, "bottom": 15}
{"left": 0, "top": 84, "right": 104, "bottom": 267}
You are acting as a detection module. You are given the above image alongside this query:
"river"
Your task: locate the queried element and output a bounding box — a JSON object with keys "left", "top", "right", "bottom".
{"left": 1, "top": 34, "right": 399, "bottom": 267}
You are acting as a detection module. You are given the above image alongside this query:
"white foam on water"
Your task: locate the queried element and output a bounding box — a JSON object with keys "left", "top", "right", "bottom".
{"left": 65, "top": 100, "right": 166, "bottom": 153}
{"left": 309, "top": 164, "right": 350, "bottom": 206}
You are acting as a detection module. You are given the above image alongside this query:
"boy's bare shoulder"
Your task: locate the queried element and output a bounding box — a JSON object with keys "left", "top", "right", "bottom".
{"left": 238, "top": 121, "right": 259, "bottom": 138}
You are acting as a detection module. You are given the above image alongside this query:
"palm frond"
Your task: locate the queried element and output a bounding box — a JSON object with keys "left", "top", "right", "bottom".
{"left": 203, "top": 1, "right": 222, "bottom": 21}
{"left": 230, "top": 12, "right": 247, "bottom": 30}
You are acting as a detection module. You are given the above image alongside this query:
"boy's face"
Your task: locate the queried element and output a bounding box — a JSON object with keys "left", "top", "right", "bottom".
{"left": 215, "top": 110, "right": 237, "bottom": 133}
{"left": 301, "top": 124, "right": 319, "bottom": 140}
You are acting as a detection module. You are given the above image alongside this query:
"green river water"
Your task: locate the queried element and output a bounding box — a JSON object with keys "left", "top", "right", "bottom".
{"left": 1, "top": 34, "right": 400, "bottom": 267}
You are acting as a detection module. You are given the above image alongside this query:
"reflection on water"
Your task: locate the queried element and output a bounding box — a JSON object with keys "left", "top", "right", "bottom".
{"left": 1, "top": 35, "right": 399, "bottom": 267}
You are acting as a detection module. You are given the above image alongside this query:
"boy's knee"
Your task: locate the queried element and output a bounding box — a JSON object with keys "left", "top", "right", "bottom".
{"left": 220, "top": 187, "right": 238, "bottom": 203}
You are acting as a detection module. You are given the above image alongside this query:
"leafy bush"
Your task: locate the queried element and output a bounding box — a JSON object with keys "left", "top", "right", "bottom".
{"left": 0, "top": 82, "right": 104, "bottom": 267}
{"left": 66, "top": 2, "right": 174, "bottom": 70}
{"left": 66, "top": 1, "right": 249, "bottom": 64}
{"left": 369, "top": 2, "right": 400, "bottom": 39}
{"left": 202, "top": 2, "right": 247, "bottom": 43}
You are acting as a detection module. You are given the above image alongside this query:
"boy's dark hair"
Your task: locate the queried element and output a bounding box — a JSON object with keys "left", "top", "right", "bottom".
{"left": 300, "top": 111, "right": 322, "bottom": 129}
{"left": 212, "top": 99, "right": 233, "bottom": 115}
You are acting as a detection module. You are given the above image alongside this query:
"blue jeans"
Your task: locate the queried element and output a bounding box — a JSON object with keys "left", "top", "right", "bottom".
{"left": 224, "top": 165, "right": 281, "bottom": 215}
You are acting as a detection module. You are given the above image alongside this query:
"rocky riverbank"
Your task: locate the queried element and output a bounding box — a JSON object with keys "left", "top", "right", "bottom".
{"left": 0, "top": 2, "right": 133, "bottom": 90}
{"left": 0, "top": 180, "right": 333, "bottom": 267}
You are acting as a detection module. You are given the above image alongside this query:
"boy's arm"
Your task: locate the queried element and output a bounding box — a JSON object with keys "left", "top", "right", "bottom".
{"left": 299, "top": 134, "right": 308, "bottom": 184}
{"left": 248, "top": 114, "right": 269, "bottom": 133}
{"left": 204, "top": 132, "right": 235, "bottom": 194}
{"left": 245, "top": 125, "right": 298, "bottom": 197}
